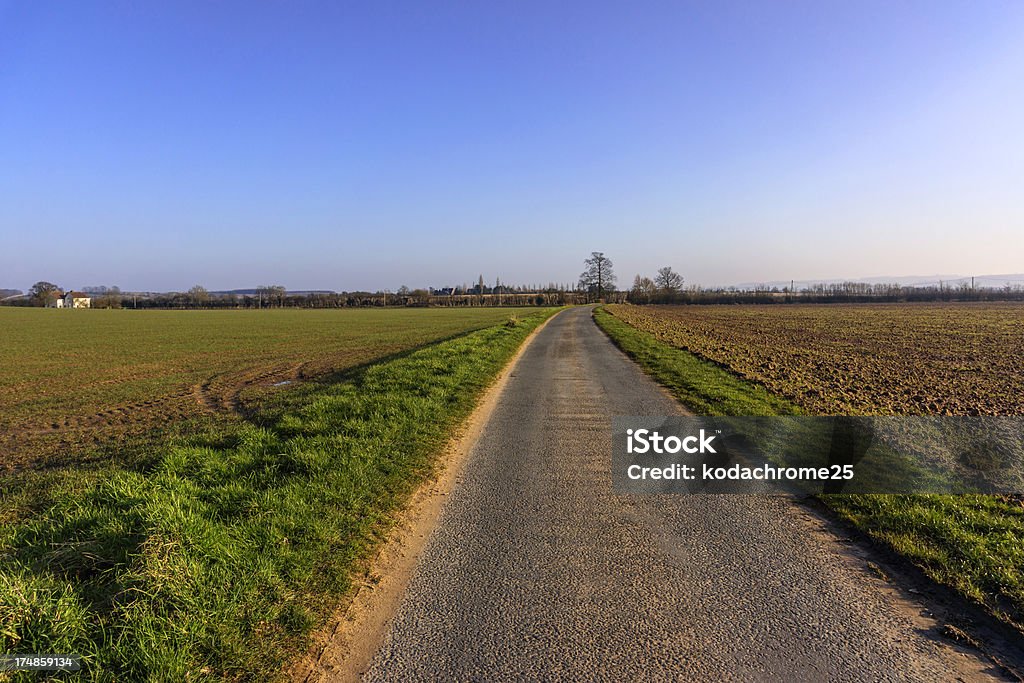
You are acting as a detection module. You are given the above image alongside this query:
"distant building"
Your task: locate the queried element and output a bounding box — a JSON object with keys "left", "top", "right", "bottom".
{"left": 64, "top": 292, "right": 91, "bottom": 308}
{"left": 45, "top": 292, "right": 65, "bottom": 308}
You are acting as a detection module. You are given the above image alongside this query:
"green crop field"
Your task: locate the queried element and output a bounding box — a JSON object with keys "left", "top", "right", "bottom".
{"left": 0, "top": 306, "right": 559, "bottom": 681}
{"left": 0, "top": 307, "right": 540, "bottom": 472}
{"left": 596, "top": 304, "right": 1024, "bottom": 635}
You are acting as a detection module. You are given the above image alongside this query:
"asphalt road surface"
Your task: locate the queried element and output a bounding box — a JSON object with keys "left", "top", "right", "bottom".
{"left": 364, "top": 306, "right": 1000, "bottom": 681}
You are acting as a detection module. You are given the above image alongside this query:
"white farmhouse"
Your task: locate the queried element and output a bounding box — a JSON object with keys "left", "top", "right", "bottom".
{"left": 64, "top": 291, "right": 92, "bottom": 308}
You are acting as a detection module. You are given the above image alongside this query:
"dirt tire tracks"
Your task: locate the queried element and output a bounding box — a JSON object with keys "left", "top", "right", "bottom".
{"left": 194, "top": 362, "right": 308, "bottom": 416}
{"left": 18, "top": 389, "right": 193, "bottom": 436}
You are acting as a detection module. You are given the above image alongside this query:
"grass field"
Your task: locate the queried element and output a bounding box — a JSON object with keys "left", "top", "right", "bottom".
{"left": 596, "top": 304, "right": 1024, "bottom": 633}
{"left": 0, "top": 307, "right": 559, "bottom": 681}
{"left": 0, "top": 307, "right": 540, "bottom": 471}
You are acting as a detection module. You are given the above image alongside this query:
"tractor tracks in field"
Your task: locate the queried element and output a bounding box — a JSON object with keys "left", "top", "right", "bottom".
{"left": 9, "top": 362, "right": 309, "bottom": 453}
{"left": 17, "top": 389, "right": 195, "bottom": 437}
{"left": 193, "top": 362, "right": 309, "bottom": 417}
{"left": 3, "top": 362, "right": 315, "bottom": 473}
{"left": 2, "top": 389, "right": 198, "bottom": 473}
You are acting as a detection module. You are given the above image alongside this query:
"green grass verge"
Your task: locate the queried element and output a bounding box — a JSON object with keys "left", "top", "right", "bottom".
{"left": 0, "top": 309, "right": 560, "bottom": 681}
{"left": 594, "top": 306, "right": 1024, "bottom": 632}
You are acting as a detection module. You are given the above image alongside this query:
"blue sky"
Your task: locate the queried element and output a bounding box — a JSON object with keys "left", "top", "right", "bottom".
{"left": 2, "top": 1, "right": 1022, "bottom": 292}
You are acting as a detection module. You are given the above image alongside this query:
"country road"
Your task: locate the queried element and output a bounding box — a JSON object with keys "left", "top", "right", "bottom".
{"left": 361, "top": 306, "right": 1003, "bottom": 681}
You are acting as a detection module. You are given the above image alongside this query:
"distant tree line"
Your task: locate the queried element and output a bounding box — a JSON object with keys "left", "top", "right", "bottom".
{"left": 1, "top": 281, "right": 593, "bottom": 308}
{"left": 9, "top": 266, "right": 1021, "bottom": 310}
{"left": 626, "top": 278, "right": 1024, "bottom": 305}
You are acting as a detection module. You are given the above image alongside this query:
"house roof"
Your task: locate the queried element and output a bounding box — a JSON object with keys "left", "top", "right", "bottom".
{"left": 66, "top": 291, "right": 90, "bottom": 298}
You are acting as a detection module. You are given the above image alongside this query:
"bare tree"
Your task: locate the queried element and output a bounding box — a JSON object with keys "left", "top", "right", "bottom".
{"left": 188, "top": 285, "right": 210, "bottom": 307}
{"left": 655, "top": 266, "right": 684, "bottom": 299}
{"left": 257, "top": 285, "right": 287, "bottom": 308}
{"left": 630, "top": 275, "right": 656, "bottom": 304}
{"left": 94, "top": 287, "right": 123, "bottom": 308}
{"left": 579, "top": 252, "right": 616, "bottom": 302}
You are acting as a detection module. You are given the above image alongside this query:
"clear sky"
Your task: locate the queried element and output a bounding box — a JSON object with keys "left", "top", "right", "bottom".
{"left": 2, "top": 1, "right": 1022, "bottom": 292}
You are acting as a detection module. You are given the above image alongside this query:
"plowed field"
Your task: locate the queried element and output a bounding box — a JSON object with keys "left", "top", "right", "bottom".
{"left": 605, "top": 303, "right": 1024, "bottom": 416}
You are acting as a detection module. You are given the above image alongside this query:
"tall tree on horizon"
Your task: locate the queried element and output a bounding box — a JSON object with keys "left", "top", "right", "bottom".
{"left": 579, "top": 252, "right": 616, "bottom": 302}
